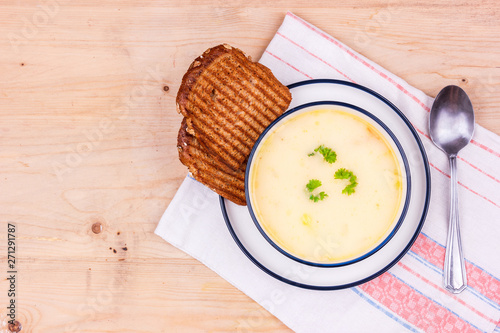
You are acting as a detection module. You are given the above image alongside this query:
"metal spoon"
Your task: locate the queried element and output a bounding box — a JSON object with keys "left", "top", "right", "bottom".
{"left": 429, "top": 85, "right": 474, "bottom": 294}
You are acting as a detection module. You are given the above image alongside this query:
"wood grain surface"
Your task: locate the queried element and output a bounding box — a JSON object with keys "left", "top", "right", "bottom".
{"left": 0, "top": 0, "right": 499, "bottom": 332}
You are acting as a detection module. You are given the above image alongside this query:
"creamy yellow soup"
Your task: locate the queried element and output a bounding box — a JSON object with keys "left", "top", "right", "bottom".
{"left": 250, "top": 109, "right": 404, "bottom": 264}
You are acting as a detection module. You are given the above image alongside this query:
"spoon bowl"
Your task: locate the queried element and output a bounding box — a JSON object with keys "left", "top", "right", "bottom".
{"left": 430, "top": 86, "right": 475, "bottom": 156}
{"left": 429, "top": 85, "right": 475, "bottom": 294}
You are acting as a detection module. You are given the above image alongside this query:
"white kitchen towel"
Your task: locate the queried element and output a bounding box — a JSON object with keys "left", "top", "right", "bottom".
{"left": 156, "top": 12, "right": 500, "bottom": 332}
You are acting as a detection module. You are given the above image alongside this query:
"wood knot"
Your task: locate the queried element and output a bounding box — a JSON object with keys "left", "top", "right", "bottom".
{"left": 91, "top": 222, "right": 102, "bottom": 234}
{"left": 8, "top": 320, "right": 22, "bottom": 332}
{"left": 163, "top": 85, "right": 169, "bottom": 92}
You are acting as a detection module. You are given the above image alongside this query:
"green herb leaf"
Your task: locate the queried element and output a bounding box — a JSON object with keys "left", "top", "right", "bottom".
{"left": 334, "top": 168, "right": 352, "bottom": 180}
{"left": 309, "top": 191, "right": 328, "bottom": 202}
{"left": 306, "top": 180, "right": 328, "bottom": 202}
{"left": 310, "top": 145, "right": 337, "bottom": 163}
{"left": 342, "top": 183, "right": 357, "bottom": 195}
{"left": 306, "top": 179, "right": 322, "bottom": 192}
{"left": 334, "top": 168, "right": 358, "bottom": 195}
{"left": 349, "top": 174, "right": 357, "bottom": 183}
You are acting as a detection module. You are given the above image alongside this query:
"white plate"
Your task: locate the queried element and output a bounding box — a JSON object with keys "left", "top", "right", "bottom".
{"left": 220, "top": 79, "right": 431, "bottom": 290}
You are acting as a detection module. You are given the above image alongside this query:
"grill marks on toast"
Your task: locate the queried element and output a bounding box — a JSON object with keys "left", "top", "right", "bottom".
{"left": 214, "top": 55, "right": 289, "bottom": 124}
{"left": 197, "top": 75, "right": 264, "bottom": 143}
{"left": 185, "top": 90, "right": 249, "bottom": 169}
{"left": 179, "top": 47, "right": 291, "bottom": 168}
{"left": 221, "top": 54, "right": 290, "bottom": 114}
{"left": 200, "top": 72, "right": 268, "bottom": 133}
{"left": 178, "top": 118, "right": 246, "bottom": 206}
{"left": 176, "top": 44, "right": 292, "bottom": 205}
{"left": 216, "top": 57, "right": 287, "bottom": 117}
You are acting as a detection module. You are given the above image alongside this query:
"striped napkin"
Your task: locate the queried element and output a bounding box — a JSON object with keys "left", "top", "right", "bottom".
{"left": 156, "top": 12, "right": 500, "bottom": 332}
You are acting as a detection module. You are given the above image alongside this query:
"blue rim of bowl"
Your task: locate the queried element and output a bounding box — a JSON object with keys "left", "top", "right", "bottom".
{"left": 244, "top": 100, "right": 411, "bottom": 267}
{"left": 220, "top": 79, "right": 431, "bottom": 290}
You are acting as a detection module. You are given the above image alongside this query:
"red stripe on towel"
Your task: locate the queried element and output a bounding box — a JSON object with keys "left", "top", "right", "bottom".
{"left": 412, "top": 234, "right": 500, "bottom": 305}
{"left": 359, "top": 273, "right": 481, "bottom": 332}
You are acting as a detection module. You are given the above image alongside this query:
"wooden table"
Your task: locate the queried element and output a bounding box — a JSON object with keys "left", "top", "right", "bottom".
{"left": 1, "top": 0, "right": 499, "bottom": 331}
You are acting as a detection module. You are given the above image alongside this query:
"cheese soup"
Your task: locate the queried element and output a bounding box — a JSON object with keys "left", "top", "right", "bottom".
{"left": 249, "top": 108, "right": 404, "bottom": 264}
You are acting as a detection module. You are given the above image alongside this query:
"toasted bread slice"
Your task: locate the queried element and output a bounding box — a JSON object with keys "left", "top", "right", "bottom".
{"left": 178, "top": 118, "right": 246, "bottom": 206}
{"left": 176, "top": 44, "right": 291, "bottom": 169}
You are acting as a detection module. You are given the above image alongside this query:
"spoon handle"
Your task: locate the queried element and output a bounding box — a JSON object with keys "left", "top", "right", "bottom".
{"left": 444, "top": 156, "right": 467, "bottom": 293}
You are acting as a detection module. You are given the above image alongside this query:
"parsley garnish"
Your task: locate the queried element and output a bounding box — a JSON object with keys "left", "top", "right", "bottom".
{"left": 305, "top": 179, "right": 328, "bottom": 202}
{"left": 342, "top": 183, "right": 357, "bottom": 195}
{"left": 334, "top": 168, "right": 358, "bottom": 195}
{"left": 309, "top": 145, "right": 337, "bottom": 164}
{"left": 334, "top": 168, "right": 351, "bottom": 179}
{"left": 309, "top": 191, "right": 328, "bottom": 202}
{"left": 306, "top": 179, "right": 322, "bottom": 192}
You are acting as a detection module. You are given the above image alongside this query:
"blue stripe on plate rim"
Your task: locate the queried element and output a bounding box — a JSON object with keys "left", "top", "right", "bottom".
{"left": 220, "top": 79, "right": 431, "bottom": 290}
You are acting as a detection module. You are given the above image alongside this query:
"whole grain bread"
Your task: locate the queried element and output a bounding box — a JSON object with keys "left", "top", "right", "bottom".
{"left": 176, "top": 44, "right": 292, "bottom": 170}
